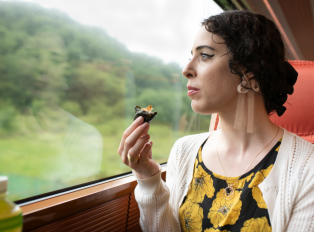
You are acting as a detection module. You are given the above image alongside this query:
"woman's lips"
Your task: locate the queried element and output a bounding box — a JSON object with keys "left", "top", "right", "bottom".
{"left": 187, "top": 89, "right": 200, "bottom": 96}
{"left": 187, "top": 85, "right": 200, "bottom": 96}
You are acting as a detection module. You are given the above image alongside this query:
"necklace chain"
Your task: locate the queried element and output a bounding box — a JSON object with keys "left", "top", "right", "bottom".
{"left": 216, "top": 127, "right": 279, "bottom": 200}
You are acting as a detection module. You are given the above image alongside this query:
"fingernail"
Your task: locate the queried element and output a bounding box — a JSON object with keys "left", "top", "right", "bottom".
{"left": 141, "top": 134, "right": 149, "bottom": 139}
{"left": 142, "top": 122, "right": 148, "bottom": 127}
{"left": 136, "top": 116, "right": 143, "bottom": 122}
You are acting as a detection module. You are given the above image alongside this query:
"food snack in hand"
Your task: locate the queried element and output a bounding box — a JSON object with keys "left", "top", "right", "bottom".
{"left": 134, "top": 105, "right": 157, "bottom": 124}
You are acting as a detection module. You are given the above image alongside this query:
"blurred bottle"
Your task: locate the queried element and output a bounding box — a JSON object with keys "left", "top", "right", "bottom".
{"left": 0, "top": 176, "right": 23, "bottom": 232}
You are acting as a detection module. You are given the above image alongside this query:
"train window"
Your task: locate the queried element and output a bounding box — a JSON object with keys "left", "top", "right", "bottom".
{"left": 0, "top": 0, "right": 222, "bottom": 201}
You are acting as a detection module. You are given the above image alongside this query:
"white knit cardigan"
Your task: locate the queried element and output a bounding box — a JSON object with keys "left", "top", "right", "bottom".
{"left": 133, "top": 129, "right": 314, "bottom": 232}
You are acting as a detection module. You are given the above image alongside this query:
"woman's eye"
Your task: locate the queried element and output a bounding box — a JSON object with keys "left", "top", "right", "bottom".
{"left": 200, "top": 53, "right": 214, "bottom": 60}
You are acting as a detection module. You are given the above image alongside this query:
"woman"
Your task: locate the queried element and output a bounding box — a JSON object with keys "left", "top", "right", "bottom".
{"left": 118, "top": 10, "right": 314, "bottom": 231}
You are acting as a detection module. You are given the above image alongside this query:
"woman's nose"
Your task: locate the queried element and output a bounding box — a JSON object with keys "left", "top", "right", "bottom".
{"left": 182, "top": 63, "right": 196, "bottom": 79}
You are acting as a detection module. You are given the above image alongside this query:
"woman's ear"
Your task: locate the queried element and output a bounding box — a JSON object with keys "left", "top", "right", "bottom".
{"left": 243, "top": 71, "right": 254, "bottom": 80}
{"left": 241, "top": 71, "right": 259, "bottom": 92}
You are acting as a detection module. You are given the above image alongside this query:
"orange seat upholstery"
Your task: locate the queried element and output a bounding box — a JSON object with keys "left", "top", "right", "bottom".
{"left": 213, "top": 60, "right": 314, "bottom": 143}
{"left": 270, "top": 61, "right": 314, "bottom": 143}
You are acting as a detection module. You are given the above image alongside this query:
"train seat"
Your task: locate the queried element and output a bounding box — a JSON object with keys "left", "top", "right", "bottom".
{"left": 213, "top": 60, "right": 314, "bottom": 144}
{"left": 269, "top": 60, "right": 314, "bottom": 143}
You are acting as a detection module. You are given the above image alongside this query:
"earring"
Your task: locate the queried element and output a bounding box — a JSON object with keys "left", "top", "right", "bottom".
{"left": 250, "top": 79, "right": 259, "bottom": 92}
{"left": 234, "top": 76, "right": 257, "bottom": 133}
{"left": 237, "top": 80, "right": 249, "bottom": 93}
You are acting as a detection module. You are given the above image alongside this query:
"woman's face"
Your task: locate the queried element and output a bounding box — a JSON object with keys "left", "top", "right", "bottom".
{"left": 182, "top": 26, "right": 240, "bottom": 115}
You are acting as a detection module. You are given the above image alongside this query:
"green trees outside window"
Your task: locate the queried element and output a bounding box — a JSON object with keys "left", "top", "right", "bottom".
{"left": 0, "top": 2, "right": 211, "bottom": 201}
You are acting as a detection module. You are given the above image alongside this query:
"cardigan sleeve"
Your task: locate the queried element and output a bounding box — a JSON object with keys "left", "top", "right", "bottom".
{"left": 285, "top": 142, "right": 314, "bottom": 231}
{"left": 285, "top": 171, "right": 314, "bottom": 231}
{"left": 133, "top": 139, "right": 182, "bottom": 232}
{"left": 285, "top": 190, "right": 314, "bottom": 231}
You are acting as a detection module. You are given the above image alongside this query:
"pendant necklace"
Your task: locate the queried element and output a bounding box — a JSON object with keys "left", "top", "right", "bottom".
{"left": 216, "top": 127, "right": 279, "bottom": 200}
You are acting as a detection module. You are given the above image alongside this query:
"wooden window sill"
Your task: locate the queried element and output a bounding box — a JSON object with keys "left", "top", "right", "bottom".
{"left": 21, "top": 166, "right": 167, "bottom": 231}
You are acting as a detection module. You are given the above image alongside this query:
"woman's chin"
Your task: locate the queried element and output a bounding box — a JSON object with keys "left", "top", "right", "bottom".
{"left": 191, "top": 101, "right": 204, "bottom": 114}
{"left": 191, "top": 101, "right": 216, "bottom": 115}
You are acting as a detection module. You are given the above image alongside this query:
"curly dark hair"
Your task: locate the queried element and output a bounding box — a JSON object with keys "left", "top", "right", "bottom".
{"left": 202, "top": 10, "right": 290, "bottom": 116}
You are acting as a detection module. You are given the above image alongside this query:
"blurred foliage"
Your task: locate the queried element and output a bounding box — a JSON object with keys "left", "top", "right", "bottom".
{"left": 0, "top": 1, "right": 191, "bottom": 127}
{"left": 0, "top": 1, "right": 212, "bottom": 200}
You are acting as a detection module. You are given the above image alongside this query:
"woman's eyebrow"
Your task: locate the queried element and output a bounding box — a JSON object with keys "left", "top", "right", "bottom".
{"left": 191, "top": 45, "right": 216, "bottom": 54}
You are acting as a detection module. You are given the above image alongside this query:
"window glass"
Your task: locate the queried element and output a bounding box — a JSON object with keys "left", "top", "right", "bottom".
{"left": 0, "top": 0, "right": 222, "bottom": 201}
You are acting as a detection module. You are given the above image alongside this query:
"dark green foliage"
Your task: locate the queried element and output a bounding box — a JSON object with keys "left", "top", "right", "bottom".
{"left": 0, "top": 1, "right": 197, "bottom": 131}
{"left": 0, "top": 2, "right": 214, "bottom": 200}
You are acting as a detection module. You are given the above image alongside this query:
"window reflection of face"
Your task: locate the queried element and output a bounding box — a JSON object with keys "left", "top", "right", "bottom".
{"left": 182, "top": 26, "right": 240, "bottom": 116}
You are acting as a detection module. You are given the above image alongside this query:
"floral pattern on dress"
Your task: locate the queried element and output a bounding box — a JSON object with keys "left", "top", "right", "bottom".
{"left": 179, "top": 137, "right": 281, "bottom": 232}
{"left": 275, "top": 138, "right": 282, "bottom": 152}
{"left": 240, "top": 217, "right": 272, "bottom": 232}
{"left": 195, "top": 155, "right": 199, "bottom": 169}
{"left": 204, "top": 228, "right": 230, "bottom": 232}
{"left": 249, "top": 165, "right": 273, "bottom": 188}
{"left": 179, "top": 199, "right": 203, "bottom": 232}
{"left": 208, "top": 189, "right": 242, "bottom": 228}
{"left": 251, "top": 186, "right": 267, "bottom": 209}
{"left": 186, "top": 164, "right": 215, "bottom": 203}
{"left": 249, "top": 165, "right": 273, "bottom": 209}
{"left": 213, "top": 173, "right": 254, "bottom": 189}
{"left": 198, "top": 147, "right": 203, "bottom": 163}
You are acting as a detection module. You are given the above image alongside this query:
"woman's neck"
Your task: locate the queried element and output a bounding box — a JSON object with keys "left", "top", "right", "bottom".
{"left": 215, "top": 95, "right": 282, "bottom": 157}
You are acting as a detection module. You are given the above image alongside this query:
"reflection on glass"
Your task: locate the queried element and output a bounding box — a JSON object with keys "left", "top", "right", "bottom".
{"left": 0, "top": 1, "right": 214, "bottom": 200}
{"left": 0, "top": 17, "right": 103, "bottom": 199}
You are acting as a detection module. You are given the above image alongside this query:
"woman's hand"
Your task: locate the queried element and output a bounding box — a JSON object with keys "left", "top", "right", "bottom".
{"left": 118, "top": 116, "right": 160, "bottom": 179}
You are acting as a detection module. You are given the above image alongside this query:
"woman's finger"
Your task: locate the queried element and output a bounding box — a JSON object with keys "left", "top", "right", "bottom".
{"left": 123, "top": 122, "right": 149, "bottom": 155}
{"left": 118, "top": 116, "right": 144, "bottom": 154}
{"left": 128, "top": 134, "right": 150, "bottom": 160}
{"left": 138, "top": 141, "right": 153, "bottom": 163}
{"left": 130, "top": 141, "right": 159, "bottom": 178}
{"left": 148, "top": 142, "right": 153, "bottom": 159}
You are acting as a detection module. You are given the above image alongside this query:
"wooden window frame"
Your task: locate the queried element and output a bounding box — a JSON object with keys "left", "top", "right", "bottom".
{"left": 20, "top": 165, "right": 167, "bottom": 231}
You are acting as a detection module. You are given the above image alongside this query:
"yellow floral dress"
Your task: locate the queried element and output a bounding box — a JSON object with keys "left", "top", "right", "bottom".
{"left": 179, "top": 137, "right": 282, "bottom": 232}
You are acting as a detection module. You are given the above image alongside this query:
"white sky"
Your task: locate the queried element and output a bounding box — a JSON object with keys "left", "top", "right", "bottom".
{"left": 19, "top": 0, "right": 223, "bottom": 67}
